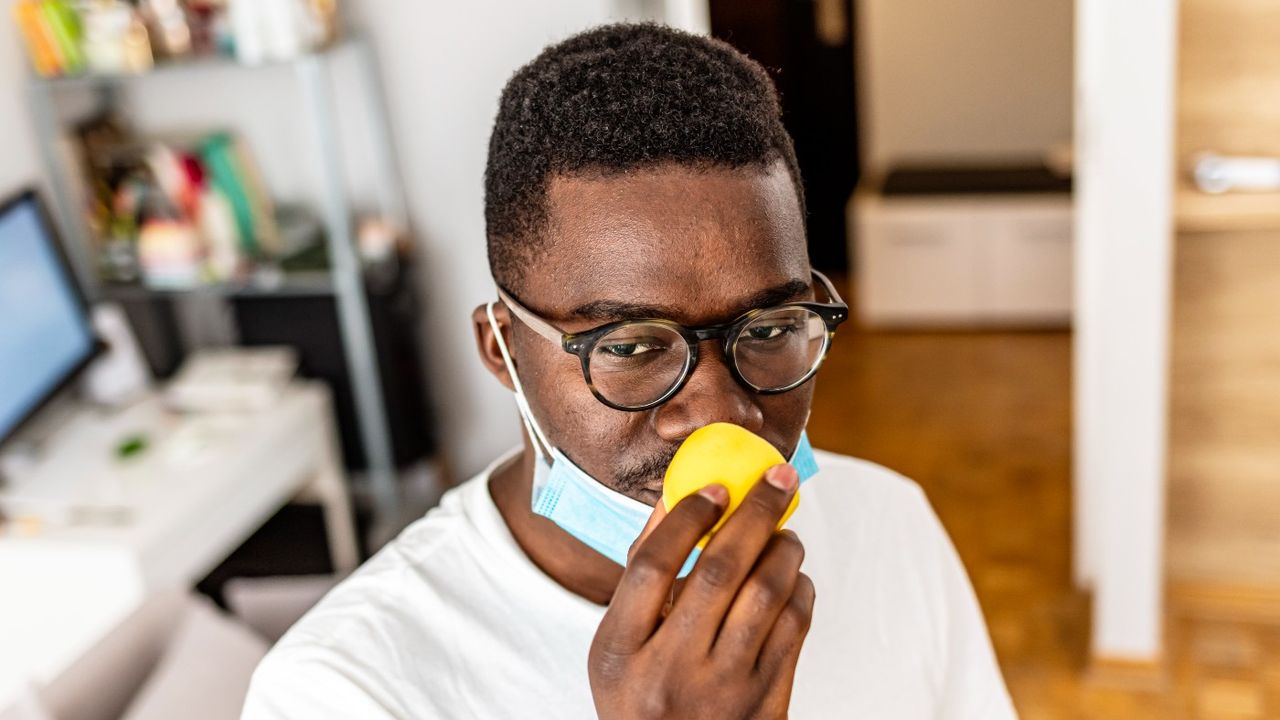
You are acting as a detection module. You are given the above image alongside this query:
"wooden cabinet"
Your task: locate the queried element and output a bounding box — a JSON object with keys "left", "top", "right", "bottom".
{"left": 1167, "top": 0, "right": 1280, "bottom": 586}
{"left": 851, "top": 192, "right": 1072, "bottom": 327}
{"left": 1168, "top": 229, "right": 1280, "bottom": 585}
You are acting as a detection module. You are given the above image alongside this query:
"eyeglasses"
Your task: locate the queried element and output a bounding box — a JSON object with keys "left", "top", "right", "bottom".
{"left": 497, "top": 270, "right": 849, "bottom": 411}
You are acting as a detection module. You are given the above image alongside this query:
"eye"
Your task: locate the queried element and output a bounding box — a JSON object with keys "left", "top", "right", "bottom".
{"left": 598, "top": 340, "right": 664, "bottom": 357}
{"left": 745, "top": 323, "right": 795, "bottom": 341}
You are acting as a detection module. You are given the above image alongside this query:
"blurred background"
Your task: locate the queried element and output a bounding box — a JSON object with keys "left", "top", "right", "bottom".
{"left": 0, "top": 1, "right": 1277, "bottom": 719}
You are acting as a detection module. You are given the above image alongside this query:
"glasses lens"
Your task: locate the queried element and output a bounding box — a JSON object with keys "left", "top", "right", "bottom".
{"left": 733, "top": 307, "right": 828, "bottom": 391}
{"left": 588, "top": 322, "right": 690, "bottom": 408}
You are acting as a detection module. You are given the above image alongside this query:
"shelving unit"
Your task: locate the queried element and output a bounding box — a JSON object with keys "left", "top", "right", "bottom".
{"left": 1167, "top": 0, "right": 1280, "bottom": 587}
{"left": 96, "top": 271, "right": 337, "bottom": 300}
{"left": 26, "top": 36, "right": 411, "bottom": 538}
{"left": 1175, "top": 181, "right": 1280, "bottom": 234}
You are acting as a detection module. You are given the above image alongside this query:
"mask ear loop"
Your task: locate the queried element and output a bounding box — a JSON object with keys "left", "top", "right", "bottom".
{"left": 789, "top": 410, "right": 812, "bottom": 461}
{"left": 487, "top": 300, "right": 554, "bottom": 461}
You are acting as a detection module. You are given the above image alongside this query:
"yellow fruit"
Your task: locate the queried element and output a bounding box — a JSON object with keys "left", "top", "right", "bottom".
{"left": 662, "top": 423, "right": 800, "bottom": 546}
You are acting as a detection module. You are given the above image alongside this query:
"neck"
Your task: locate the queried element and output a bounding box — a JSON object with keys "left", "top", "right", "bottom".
{"left": 488, "top": 446, "right": 625, "bottom": 606}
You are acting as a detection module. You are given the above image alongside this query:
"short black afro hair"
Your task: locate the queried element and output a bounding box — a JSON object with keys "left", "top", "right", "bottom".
{"left": 484, "top": 23, "right": 804, "bottom": 293}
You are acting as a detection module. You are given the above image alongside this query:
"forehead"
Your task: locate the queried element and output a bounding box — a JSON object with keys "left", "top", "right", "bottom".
{"left": 530, "top": 161, "right": 808, "bottom": 324}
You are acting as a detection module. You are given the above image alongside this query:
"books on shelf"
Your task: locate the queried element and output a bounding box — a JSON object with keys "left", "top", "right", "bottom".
{"left": 13, "top": 0, "right": 343, "bottom": 78}
{"left": 199, "top": 133, "right": 281, "bottom": 259}
{"left": 12, "top": 0, "right": 84, "bottom": 77}
{"left": 71, "top": 113, "right": 309, "bottom": 290}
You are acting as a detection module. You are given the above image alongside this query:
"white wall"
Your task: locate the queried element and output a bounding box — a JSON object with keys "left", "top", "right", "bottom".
{"left": 857, "top": 0, "right": 1074, "bottom": 171}
{"left": 1074, "top": 0, "right": 1176, "bottom": 662}
{"left": 344, "top": 1, "right": 642, "bottom": 478}
{"left": 0, "top": 23, "right": 43, "bottom": 196}
{"left": 0, "top": 3, "right": 706, "bottom": 481}
{"left": 344, "top": 2, "right": 712, "bottom": 478}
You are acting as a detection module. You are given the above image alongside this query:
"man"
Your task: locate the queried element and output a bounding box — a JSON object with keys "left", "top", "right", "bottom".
{"left": 244, "top": 23, "right": 1015, "bottom": 719}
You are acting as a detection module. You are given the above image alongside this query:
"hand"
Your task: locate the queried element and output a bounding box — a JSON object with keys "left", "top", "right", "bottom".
{"left": 588, "top": 464, "right": 815, "bottom": 720}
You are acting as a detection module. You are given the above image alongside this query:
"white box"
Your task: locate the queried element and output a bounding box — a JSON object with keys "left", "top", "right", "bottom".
{"left": 850, "top": 190, "right": 1073, "bottom": 328}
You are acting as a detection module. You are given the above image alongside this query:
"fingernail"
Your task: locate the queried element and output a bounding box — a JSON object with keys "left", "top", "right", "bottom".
{"left": 698, "top": 483, "right": 729, "bottom": 506}
{"left": 765, "top": 465, "right": 798, "bottom": 492}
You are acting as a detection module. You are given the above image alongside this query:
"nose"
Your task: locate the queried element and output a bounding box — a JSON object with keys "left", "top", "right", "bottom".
{"left": 653, "top": 340, "right": 764, "bottom": 442}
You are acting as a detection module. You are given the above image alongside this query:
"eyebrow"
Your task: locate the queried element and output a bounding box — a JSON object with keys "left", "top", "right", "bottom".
{"left": 569, "top": 279, "right": 812, "bottom": 322}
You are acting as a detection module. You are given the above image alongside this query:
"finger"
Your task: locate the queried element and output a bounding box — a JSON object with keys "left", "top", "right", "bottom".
{"left": 756, "top": 572, "right": 815, "bottom": 676}
{"left": 666, "top": 465, "right": 799, "bottom": 643}
{"left": 713, "top": 529, "right": 805, "bottom": 662}
{"left": 596, "top": 485, "right": 728, "bottom": 653}
{"left": 627, "top": 498, "right": 669, "bottom": 564}
{"left": 754, "top": 641, "right": 802, "bottom": 720}
{"left": 629, "top": 501, "right": 676, "bottom": 621}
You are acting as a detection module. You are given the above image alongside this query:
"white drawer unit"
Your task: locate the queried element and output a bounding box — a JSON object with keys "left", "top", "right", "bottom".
{"left": 849, "top": 191, "right": 1073, "bottom": 328}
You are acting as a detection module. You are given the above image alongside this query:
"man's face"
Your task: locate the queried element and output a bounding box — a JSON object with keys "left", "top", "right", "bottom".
{"left": 489, "top": 160, "right": 813, "bottom": 506}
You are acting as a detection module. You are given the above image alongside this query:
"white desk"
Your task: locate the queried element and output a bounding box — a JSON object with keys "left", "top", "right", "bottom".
{"left": 0, "top": 381, "right": 358, "bottom": 708}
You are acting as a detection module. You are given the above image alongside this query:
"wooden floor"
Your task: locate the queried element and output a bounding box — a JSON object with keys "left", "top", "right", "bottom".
{"left": 806, "top": 279, "right": 1280, "bottom": 719}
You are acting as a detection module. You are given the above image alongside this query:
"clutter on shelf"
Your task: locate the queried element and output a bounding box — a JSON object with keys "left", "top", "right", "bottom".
{"left": 1192, "top": 153, "right": 1280, "bottom": 195}
{"left": 70, "top": 113, "right": 332, "bottom": 289}
{"left": 166, "top": 346, "right": 299, "bottom": 412}
{"left": 11, "top": 0, "right": 341, "bottom": 78}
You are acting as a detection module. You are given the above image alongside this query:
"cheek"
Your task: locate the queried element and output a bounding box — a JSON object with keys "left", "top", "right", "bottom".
{"left": 517, "top": 332, "right": 642, "bottom": 452}
{"left": 758, "top": 383, "right": 815, "bottom": 451}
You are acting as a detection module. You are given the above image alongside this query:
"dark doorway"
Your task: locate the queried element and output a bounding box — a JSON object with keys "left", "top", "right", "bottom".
{"left": 709, "top": 0, "right": 861, "bottom": 272}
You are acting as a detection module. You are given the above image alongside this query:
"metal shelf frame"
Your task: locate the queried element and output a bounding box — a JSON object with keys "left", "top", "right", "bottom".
{"left": 26, "top": 37, "right": 410, "bottom": 532}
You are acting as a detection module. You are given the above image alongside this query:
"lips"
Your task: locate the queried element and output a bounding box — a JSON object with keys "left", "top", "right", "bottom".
{"left": 613, "top": 447, "right": 680, "bottom": 502}
{"left": 635, "top": 485, "right": 664, "bottom": 507}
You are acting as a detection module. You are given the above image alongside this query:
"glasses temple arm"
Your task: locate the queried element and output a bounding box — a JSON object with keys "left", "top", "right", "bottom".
{"left": 495, "top": 287, "right": 569, "bottom": 346}
{"left": 811, "top": 270, "right": 846, "bottom": 306}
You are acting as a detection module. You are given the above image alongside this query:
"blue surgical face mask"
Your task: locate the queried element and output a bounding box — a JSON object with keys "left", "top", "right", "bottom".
{"left": 486, "top": 302, "right": 820, "bottom": 577}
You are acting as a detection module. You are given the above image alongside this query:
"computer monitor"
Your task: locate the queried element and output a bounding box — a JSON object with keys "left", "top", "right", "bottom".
{"left": 0, "top": 189, "right": 99, "bottom": 448}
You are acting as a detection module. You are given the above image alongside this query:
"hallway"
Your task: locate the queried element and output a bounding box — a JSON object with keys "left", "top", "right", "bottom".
{"left": 807, "top": 278, "right": 1280, "bottom": 719}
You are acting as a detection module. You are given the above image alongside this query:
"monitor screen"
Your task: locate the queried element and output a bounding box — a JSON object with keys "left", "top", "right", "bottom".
{"left": 0, "top": 192, "right": 96, "bottom": 444}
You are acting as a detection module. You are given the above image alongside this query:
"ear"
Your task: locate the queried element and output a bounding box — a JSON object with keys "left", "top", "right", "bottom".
{"left": 473, "top": 303, "right": 516, "bottom": 392}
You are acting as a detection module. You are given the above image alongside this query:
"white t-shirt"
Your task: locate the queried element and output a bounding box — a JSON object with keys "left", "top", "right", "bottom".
{"left": 242, "top": 449, "right": 1016, "bottom": 719}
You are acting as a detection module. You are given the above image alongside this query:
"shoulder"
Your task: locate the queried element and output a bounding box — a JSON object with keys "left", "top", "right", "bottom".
{"left": 789, "top": 449, "right": 953, "bottom": 606}
{"left": 243, "top": 477, "right": 493, "bottom": 718}
{"left": 796, "top": 449, "right": 936, "bottom": 532}
{"left": 282, "top": 477, "right": 481, "bottom": 639}
{"left": 243, "top": 639, "right": 405, "bottom": 719}
{"left": 789, "top": 448, "right": 958, "bottom": 609}
{"left": 793, "top": 450, "right": 1016, "bottom": 716}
